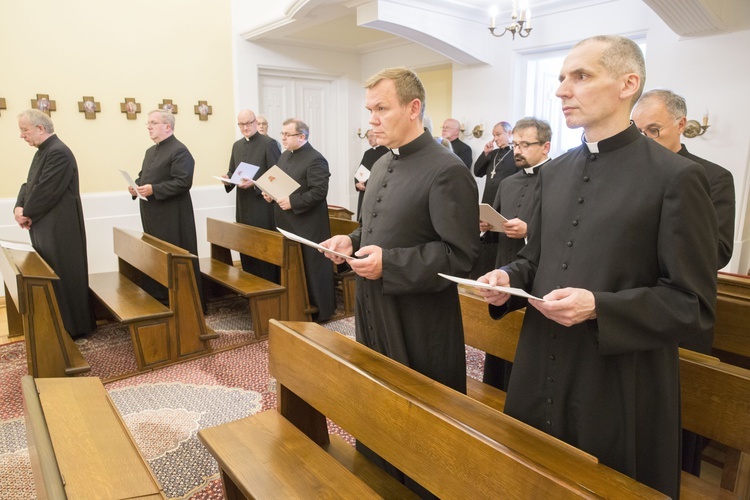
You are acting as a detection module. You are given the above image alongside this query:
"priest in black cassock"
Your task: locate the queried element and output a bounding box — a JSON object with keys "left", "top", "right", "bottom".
{"left": 354, "top": 129, "right": 388, "bottom": 220}
{"left": 469, "top": 120, "right": 516, "bottom": 279}
{"left": 131, "top": 109, "right": 204, "bottom": 309}
{"left": 223, "top": 109, "right": 281, "bottom": 282}
{"left": 478, "top": 36, "right": 717, "bottom": 499}
{"left": 633, "top": 88, "right": 736, "bottom": 477}
{"left": 321, "top": 67, "right": 479, "bottom": 497}
{"left": 263, "top": 118, "right": 335, "bottom": 322}
{"left": 441, "top": 118, "right": 473, "bottom": 168}
{"left": 15, "top": 109, "right": 94, "bottom": 338}
{"left": 482, "top": 117, "right": 552, "bottom": 392}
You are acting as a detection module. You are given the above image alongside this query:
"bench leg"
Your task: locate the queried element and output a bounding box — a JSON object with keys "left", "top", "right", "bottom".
{"left": 220, "top": 469, "right": 245, "bottom": 500}
{"left": 249, "top": 295, "right": 282, "bottom": 340}
{"left": 129, "top": 319, "right": 172, "bottom": 370}
{"left": 5, "top": 283, "right": 24, "bottom": 338}
{"left": 342, "top": 276, "right": 356, "bottom": 316}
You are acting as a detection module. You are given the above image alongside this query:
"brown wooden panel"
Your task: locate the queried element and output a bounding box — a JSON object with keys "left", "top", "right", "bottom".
{"left": 35, "top": 377, "right": 165, "bottom": 498}
{"left": 199, "top": 411, "right": 380, "bottom": 499}
{"left": 199, "top": 257, "right": 285, "bottom": 297}
{"left": 460, "top": 291, "right": 522, "bottom": 363}
{"left": 133, "top": 321, "right": 172, "bottom": 367}
{"left": 206, "top": 218, "right": 285, "bottom": 266}
{"left": 270, "top": 320, "right": 663, "bottom": 499}
{"left": 715, "top": 272, "right": 750, "bottom": 360}
{"left": 88, "top": 272, "right": 172, "bottom": 323}
{"left": 0, "top": 247, "right": 23, "bottom": 313}
{"left": 113, "top": 228, "right": 171, "bottom": 287}
{"left": 329, "top": 217, "right": 359, "bottom": 237}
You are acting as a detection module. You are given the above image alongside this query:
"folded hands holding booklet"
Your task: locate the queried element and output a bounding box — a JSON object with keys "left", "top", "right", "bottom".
{"left": 437, "top": 273, "right": 546, "bottom": 301}
{"left": 212, "top": 162, "right": 260, "bottom": 185}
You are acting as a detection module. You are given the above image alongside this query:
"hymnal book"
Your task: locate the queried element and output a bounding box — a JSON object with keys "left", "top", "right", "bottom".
{"left": 254, "top": 165, "right": 301, "bottom": 202}
{"left": 119, "top": 170, "right": 147, "bottom": 201}
{"left": 479, "top": 203, "right": 509, "bottom": 232}
{"left": 354, "top": 164, "right": 370, "bottom": 183}
{"left": 277, "top": 227, "right": 356, "bottom": 261}
{"left": 212, "top": 162, "right": 260, "bottom": 185}
{"left": 437, "top": 273, "right": 546, "bottom": 301}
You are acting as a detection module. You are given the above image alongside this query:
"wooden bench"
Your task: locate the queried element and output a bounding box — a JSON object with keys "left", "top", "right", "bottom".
{"left": 328, "top": 204, "right": 354, "bottom": 220}
{"left": 0, "top": 245, "right": 89, "bottom": 378}
{"left": 199, "top": 218, "right": 313, "bottom": 333}
{"left": 458, "top": 291, "right": 750, "bottom": 499}
{"left": 89, "top": 227, "right": 217, "bottom": 371}
{"left": 328, "top": 216, "right": 359, "bottom": 316}
{"left": 22, "top": 375, "right": 165, "bottom": 499}
{"left": 198, "top": 319, "right": 666, "bottom": 499}
{"left": 714, "top": 272, "right": 750, "bottom": 367}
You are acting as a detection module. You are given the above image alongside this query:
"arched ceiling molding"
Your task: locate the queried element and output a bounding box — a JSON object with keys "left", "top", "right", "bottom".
{"left": 356, "top": 0, "right": 492, "bottom": 65}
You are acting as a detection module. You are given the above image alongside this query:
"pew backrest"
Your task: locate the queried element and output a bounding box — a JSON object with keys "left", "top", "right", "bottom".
{"left": 715, "top": 272, "right": 750, "bottom": 360}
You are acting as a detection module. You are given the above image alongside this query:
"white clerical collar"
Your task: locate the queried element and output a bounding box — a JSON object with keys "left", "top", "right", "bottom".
{"left": 585, "top": 141, "right": 600, "bottom": 153}
{"left": 391, "top": 147, "right": 400, "bottom": 155}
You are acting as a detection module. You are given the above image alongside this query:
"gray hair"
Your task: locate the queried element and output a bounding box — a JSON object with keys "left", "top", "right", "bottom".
{"left": 513, "top": 117, "right": 552, "bottom": 144}
{"left": 495, "top": 121, "right": 512, "bottom": 134}
{"left": 575, "top": 35, "right": 646, "bottom": 107}
{"left": 283, "top": 118, "right": 310, "bottom": 140}
{"left": 18, "top": 109, "right": 54, "bottom": 133}
{"left": 148, "top": 109, "right": 175, "bottom": 129}
{"left": 638, "top": 89, "right": 687, "bottom": 119}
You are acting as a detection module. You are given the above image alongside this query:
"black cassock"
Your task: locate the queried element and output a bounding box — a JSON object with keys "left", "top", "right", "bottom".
{"left": 273, "top": 142, "right": 335, "bottom": 322}
{"left": 135, "top": 134, "right": 204, "bottom": 308}
{"left": 450, "top": 137, "right": 473, "bottom": 169}
{"left": 16, "top": 135, "right": 94, "bottom": 338}
{"left": 470, "top": 145, "right": 516, "bottom": 279}
{"left": 225, "top": 133, "right": 281, "bottom": 282}
{"left": 352, "top": 131, "right": 479, "bottom": 392}
{"left": 354, "top": 145, "right": 389, "bottom": 221}
{"left": 493, "top": 125, "right": 717, "bottom": 499}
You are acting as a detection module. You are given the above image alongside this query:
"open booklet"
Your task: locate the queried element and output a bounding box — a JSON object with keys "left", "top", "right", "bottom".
{"left": 438, "top": 273, "right": 546, "bottom": 301}
{"left": 212, "top": 162, "right": 260, "bottom": 185}
{"left": 119, "top": 170, "right": 147, "bottom": 201}
{"left": 479, "top": 203, "right": 509, "bottom": 232}
{"left": 277, "top": 227, "right": 356, "bottom": 261}
{"left": 254, "top": 165, "right": 301, "bottom": 202}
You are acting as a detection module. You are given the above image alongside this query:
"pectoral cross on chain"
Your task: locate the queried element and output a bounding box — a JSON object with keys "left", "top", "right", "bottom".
{"left": 490, "top": 168, "right": 496, "bottom": 179}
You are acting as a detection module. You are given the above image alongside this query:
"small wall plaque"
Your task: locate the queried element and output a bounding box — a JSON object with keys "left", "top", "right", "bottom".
{"left": 78, "top": 96, "right": 101, "bottom": 119}
{"left": 31, "top": 94, "right": 56, "bottom": 116}
{"left": 160, "top": 99, "right": 178, "bottom": 114}
{"left": 120, "top": 98, "right": 141, "bottom": 120}
{"left": 194, "top": 100, "right": 212, "bottom": 121}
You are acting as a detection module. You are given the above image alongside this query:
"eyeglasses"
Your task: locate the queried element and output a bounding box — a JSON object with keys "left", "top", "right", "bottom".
{"left": 281, "top": 132, "right": 302, "bottom": 138}
{"left": 238, "top": 119, "right": 257, "bottom": 128}
{"left": 638, "top": 117, "right": 681, "bottom": 139}
{"left": 146, "top": 121, "right": 166, "bottom": 126}
{"left": 511, "top": 141, "right": 541, "bottom": 151}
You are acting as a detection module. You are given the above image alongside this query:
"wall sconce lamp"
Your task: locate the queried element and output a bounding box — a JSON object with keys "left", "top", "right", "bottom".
{"left": 356, "top": 128, "right": 368, "bottom": 139}
{"left": 460, "top": 123, "right": 484, "bottom": 139}
{"left": 682, "top": 112, "right": 710, "bottom": 138}
{"left": 489, "top": 2, "right": 532, "bottom": 40}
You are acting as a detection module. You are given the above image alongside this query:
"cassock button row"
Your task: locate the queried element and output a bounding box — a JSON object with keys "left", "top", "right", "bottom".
{"left": 577, "top": 197, "right": 584, "bottom": 204}
{"left": 388, "top": 168, "right": 393, "bottom": 173}
{"left": 549, "top": 354, "right": 556, "bottom": 361}
{"left": 572, "top": 219, "right": 579, "bottom": 226}
{"left": 547, "top": 376, "right": 554, "bottom": 382}
{"left": 368, "top": 228, "right": 373, "bottom": 233}
{"left": 517, "top": 203, "right": 522, "bottom": 208}
{"left": 561, "top": 263, "right": 568, "bottom": 270}
{"left": 546, "top": 420, "right": 552, "bottom": 427}
{"left": 372, "top": 213, "right": 377, "bottom": 218}
{"left": 376, "top": 197, "right": 382, "bottom": 202}
{"left": 382, "top": 183, "right": 387, "bottom": 187}
{"left": 547, "top": 398, "right": 553, "bottom": 404}
{"left": 566, "top": 241, "right": 573, "bottom": 247}
{"left": 589, "top": 154, "right": 597, "bottom": 161}
{"left": 521, "top": 193, "right": 526, "bottom": 197}
{"left": 583, "top": 176, "right": 590, "bottom": 182}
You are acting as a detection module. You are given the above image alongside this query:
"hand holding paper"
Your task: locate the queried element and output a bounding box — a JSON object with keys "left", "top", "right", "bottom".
{"left": 277, "top": 227, "right": 355, "bottom": 261}
{"left": 213, "top": 162, "right": 261, "bottom": 186}
{"left": 120, "top": 170, "right": 147, "bottom": 201}
{"left": 437, "top": 273, "right": 545, "bottom": 301}
{"left": 479, "top": 204, "right": 508, "bottom": 232}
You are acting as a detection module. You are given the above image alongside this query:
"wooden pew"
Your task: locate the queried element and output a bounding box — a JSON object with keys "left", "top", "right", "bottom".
{"left": 22, "top": 375, "right": 165, "bottom": 499}
{"left": 459, "top": 291, "right": 750, "bottom": 499}
{"left": 198, "top": 319, "right": 666, "bottom": 499}
{"left": 328, "top": 204, "right": 354, "bottom": 220}
{"left": 328, "top": 216, "right": 359, "bottom": 316}
{"left": 199, "top": 218, "right": 313, "bottom": 330}
{"left": 714, "top": 272, "right": 750, "bottom": 366}
{"left": 0, "top": 245, "right": 89, "bottom": 378}
{"left": 89, "top": 227, "right": 217, "bottom": 371}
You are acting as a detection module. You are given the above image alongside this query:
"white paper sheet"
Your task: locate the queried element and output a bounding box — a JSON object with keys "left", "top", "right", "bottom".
{"left": 119, "top": 170, "right": 147, "bottom": 201}
{"left": 277, "top": 227, "right": 355, "bottom": 261}
{"left": 0, "top": 240, "right": 36, "bottom": 252}
{"left": 438, "top": 273, "right": 546, "bottom": 301}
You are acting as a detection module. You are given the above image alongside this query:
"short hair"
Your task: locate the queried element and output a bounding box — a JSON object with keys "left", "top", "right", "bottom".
{"left": 575, "top": 35, "right": 646, "bottom": 107}
{"left": 638, "top": 89, "right": 687, "bottom": 119}
{"left": 283, "top": 118, "right": 310, "bottom": 140}
{"left": 364, "top": 67, "right": 426, "bottom": 120}
{"left": 494, "top": 121, "right": 512, "bottom": 134}
{"left": 256, "top": 114, "right": 269, "bottom": 124}
{"left": 149, "top": 109, "right": 175, "bottom": 129}
{"left": 513, "top": 117, "right": 552, "bottom": 144}
{"left": 18, "top": 109, "right": 54, "bottom": 133}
